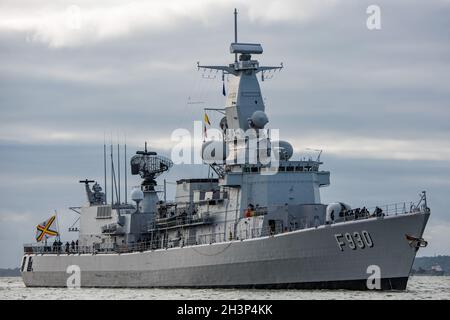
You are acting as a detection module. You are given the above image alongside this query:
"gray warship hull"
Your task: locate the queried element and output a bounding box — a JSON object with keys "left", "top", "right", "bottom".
{"left": 22, "top": 211, "right": 429, "bottom": 290}
{"left": 20, "top": 9, "right": 431, "bottom": 291}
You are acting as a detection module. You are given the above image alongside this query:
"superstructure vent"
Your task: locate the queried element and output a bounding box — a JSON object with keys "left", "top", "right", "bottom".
{"left": 96, "top": 206, "right": 112, "bottom": 219}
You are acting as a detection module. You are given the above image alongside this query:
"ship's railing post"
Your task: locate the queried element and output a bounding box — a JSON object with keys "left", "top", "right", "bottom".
{"left": 422, "top": 190, "right": 428, "bottom": 210}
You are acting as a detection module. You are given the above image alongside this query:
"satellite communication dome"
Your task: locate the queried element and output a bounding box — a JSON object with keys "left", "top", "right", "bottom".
{"left": 131, "top": 188, "right": 144, "bottom": 202}
{"left": 274, "top": 140, "right": 293, "bottom": 160}
{"left": 250, "top": 111, "right": 268, "bottom": 129}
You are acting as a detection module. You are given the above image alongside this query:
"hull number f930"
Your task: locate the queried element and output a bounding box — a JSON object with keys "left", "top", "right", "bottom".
{"left": 334, "top": 231, "right": 373, "bottom": 251}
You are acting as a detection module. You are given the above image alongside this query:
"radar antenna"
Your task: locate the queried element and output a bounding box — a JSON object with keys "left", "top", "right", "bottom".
{"left": 79, "top": 179, "right": 105, "bottom": 205}
{"left": 197, "top": 9, "right": 283, "bottom": 76}
{"left": 130, "top": 142, "right": 173, "bottom": 189}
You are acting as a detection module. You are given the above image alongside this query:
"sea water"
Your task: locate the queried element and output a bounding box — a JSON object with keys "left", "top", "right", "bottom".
{"left": 1, "top": 276, "right": 449, "bottom": 300}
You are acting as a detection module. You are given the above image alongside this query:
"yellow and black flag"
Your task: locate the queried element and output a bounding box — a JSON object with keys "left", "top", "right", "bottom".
{"left": 36, "top": 215, "right": 59, "bottom": 242}
{"left": 204, "top": 113, "right": 211, "bottom": 126}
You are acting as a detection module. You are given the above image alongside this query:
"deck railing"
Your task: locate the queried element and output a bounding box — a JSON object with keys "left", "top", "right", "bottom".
{"left": 24, "top": 193, "right": 429, "bottom": 255}
{"left": 333, "top": 194, "right": 429, "bottom": 224}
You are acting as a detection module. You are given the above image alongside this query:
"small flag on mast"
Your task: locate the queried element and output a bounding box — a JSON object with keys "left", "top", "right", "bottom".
{"left": 36, "top": 215, "right": 59, "bottom": 242}
{"left": 204, "top": 113, "right": 211, "bottom": 126}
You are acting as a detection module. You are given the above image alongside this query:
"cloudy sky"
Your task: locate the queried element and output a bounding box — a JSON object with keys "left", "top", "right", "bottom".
{"left": 0, "top": 0, "right": 449, "bottom": 268}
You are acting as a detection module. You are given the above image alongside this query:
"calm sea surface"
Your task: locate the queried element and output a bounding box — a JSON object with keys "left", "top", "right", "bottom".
{"left": 1, "top": 276, "right": 449, "bottom": 300}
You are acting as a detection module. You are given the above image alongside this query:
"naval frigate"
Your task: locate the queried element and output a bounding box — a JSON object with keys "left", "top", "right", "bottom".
{"left": 21, "top": 9, "right": 430, "bottom": 290}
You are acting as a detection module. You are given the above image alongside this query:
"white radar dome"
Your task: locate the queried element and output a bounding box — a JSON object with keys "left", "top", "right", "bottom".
{"left": 273, "top": 140, "right": 293, "bottom": 160}
{"left": 250, "top": 111, "right": 269, "bottom": 129}
{"left": 131, "top": 188, "right": 144, "bottom": 202}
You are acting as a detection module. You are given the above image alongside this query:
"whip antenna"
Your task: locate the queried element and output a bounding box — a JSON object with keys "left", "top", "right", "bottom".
{"left": 234, "top": 8, "right": 238, "bottom": 63}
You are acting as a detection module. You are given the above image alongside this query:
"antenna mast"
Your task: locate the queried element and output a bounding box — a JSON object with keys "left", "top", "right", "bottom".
{"left": 124, "top": 141, "right": 127, "bottom": 204}
{"left": 234, "top": 8, "right": 238, "bottom": 63}
{"left": 103, "top": 142, "right": 107, "bottom": 204}
{"left": 110, "top": 143, "right": 114, "bottom": 205}
{"left": 117, "top": 143, "right": 121, "bottom": 204}
{"left": 110, "top": 141, "right": 119, "bottom": 205}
